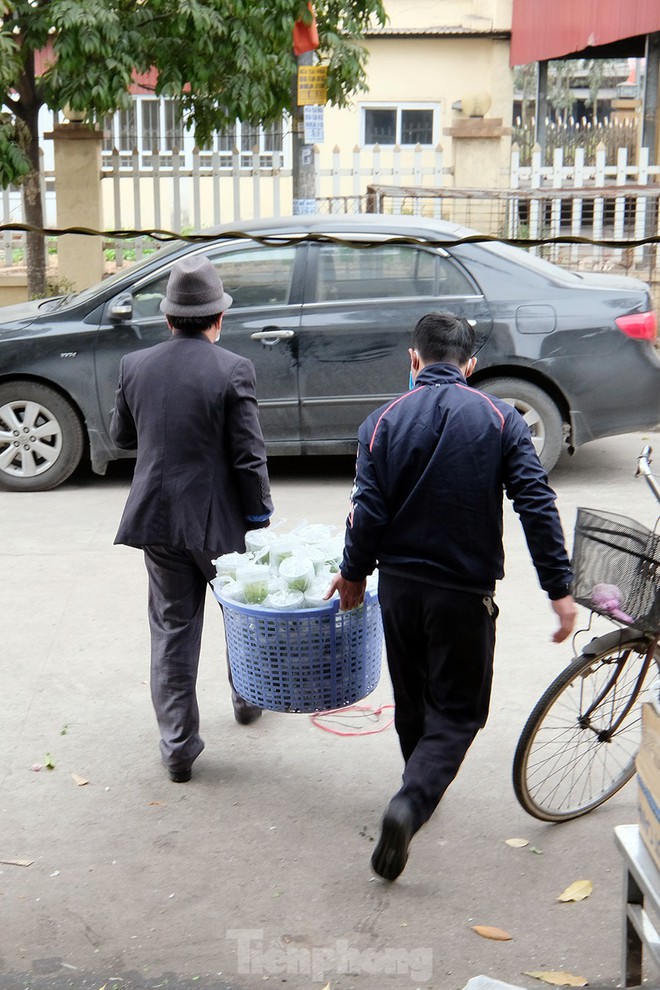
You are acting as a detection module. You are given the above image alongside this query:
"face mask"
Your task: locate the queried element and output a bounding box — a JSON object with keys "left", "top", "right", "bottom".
{"left": 409, "top": 369, "right": 415, "bottom": 390}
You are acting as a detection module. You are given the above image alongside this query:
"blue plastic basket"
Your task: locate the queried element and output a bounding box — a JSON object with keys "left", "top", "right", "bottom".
{"left": 215, "top": 590, "right": 383, "bottom": 713}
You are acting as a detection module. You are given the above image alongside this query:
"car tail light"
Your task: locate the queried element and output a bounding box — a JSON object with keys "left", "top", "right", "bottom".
{"left": 615, "top": 311, "right": 657, "bottom": 340}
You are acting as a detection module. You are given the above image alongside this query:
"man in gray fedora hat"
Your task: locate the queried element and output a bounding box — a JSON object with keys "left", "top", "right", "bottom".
{"left": 110, "top": 254, "right": 273, "bottom": 782}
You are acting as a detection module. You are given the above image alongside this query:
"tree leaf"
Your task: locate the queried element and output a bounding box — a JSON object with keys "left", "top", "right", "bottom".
{"left": 505, "top": 837, "right": 529, "bottom": 848}
{"left": 471, "top": 925, "right": 513, "bottom": 941}
{"left": 557, "top": 879, "right": 593, "bottom": 902}
{"left": 524, "top": 971, "right": 588, "bottom": 987}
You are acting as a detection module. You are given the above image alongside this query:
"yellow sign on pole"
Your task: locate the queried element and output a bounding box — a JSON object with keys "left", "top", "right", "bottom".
{"left": 297, "top": 65, "right": 328, "bottom": 106}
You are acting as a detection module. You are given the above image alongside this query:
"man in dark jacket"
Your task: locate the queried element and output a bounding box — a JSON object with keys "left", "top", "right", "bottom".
{"left": 110, "top": 255, "right": 273, "bottom": 783}
{"left": 326, "top": 312, "right": 576, "bottom": 880}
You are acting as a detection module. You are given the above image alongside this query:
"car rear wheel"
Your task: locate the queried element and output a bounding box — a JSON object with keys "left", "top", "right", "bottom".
{"left": 476, "top": 378, "right": 564, "bottom": 472}
{"left": 0, "top": 382, "right": 84, "bottom": 492}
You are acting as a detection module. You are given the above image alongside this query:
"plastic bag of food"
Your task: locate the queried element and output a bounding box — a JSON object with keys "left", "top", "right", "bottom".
{"left": 236, "top": 563, "right": 271, "bottom": 604}
{"left": 303, "top": 582, "right": 332, "bottom": 607}
{"left": 213, "top": 551, "right": 251, "bottom": 579}
{"left": 292, "top": 522, "right": 337, "bottom": 545}
{"left": 219, "top": 579, "right": 246, "bottom": 603}
{"left": 269, "top": 538, "right": 301, "bottom": 573}
{"left": 267, "top": 589, "right": 305, "bottom": 610}
{"left": 279, "top": 556, "right": 315, "bottom": 593}
{"left": 244, "top": 529, "right": 275, "bottom": 560}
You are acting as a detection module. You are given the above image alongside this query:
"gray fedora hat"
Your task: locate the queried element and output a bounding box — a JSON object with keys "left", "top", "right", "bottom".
{"left": 160, "top": 255, "right": 233, "bottom": 318}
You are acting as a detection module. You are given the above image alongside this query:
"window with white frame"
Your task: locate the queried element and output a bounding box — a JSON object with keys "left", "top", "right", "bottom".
{"left": 103, "top": 96, "right": 183, "bottom": 161}
{"left": 102, "top": 105, "right": 137, "bottom": 153}
{"left": 199, "top": 117, "right": 287, "bottom": 168}
{"left": 362, "top": 104, "right": 439, "bottom": 147}
{"left": 103, "top": 97, "right": 289, "bottom": 169}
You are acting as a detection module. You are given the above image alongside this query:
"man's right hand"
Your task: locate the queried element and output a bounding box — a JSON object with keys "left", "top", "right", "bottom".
{"left": 551, "top": 594, "right": 578, "bottom": 643}
{"left": 324, "top": 573, "right": 367, "bottom": 611}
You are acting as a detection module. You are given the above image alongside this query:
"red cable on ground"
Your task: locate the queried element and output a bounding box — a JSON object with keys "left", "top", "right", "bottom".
{"left": 309, "top": 703, "right": 394, "bottom": 736}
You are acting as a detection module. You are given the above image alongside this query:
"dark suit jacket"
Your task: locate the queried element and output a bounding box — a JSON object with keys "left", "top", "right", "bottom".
{"left": 110, "top": 333, "right": 273, "bottom": 553}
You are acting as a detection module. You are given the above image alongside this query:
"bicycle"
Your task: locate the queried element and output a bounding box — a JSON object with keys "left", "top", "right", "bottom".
{"left": 513, "top": 445, "right": 660, "bottom": 822}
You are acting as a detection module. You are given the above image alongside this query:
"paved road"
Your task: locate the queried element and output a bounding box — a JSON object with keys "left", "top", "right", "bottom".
{"left": 1, "top": 430, "right": 659, "bottom": 990}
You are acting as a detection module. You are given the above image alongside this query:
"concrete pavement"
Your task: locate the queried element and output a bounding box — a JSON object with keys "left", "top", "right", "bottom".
{"left": 2, "top": 431, "right": 660, "bottom": 990}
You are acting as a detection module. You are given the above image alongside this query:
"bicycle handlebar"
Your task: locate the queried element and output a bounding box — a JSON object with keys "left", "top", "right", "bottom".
{"left": 636, "top": 445, "right": 660, "bottom": 504}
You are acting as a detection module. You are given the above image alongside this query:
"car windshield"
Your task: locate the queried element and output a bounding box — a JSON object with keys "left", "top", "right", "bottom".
{"left": 62, "top": 240, "right": 183, "bottom": 307}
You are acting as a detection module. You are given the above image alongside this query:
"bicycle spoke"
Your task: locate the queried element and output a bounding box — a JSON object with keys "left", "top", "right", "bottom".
{"left": 513, "top": 643, "right": 658, "bottom": 821}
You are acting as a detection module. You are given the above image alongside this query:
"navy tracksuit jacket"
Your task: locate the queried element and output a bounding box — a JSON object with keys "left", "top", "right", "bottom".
{"left": 341, "top": 362, "right": 573, "bottom": 599}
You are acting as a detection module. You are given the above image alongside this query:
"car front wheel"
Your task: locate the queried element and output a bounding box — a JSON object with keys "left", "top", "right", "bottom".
{"left": 0, "top": 381, "right": 84, "bottom": 492}
{"left": 475, "top": 378, "right": 564, "bottom": 472}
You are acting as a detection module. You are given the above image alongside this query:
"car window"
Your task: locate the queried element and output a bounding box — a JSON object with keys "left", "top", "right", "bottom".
{"left": 125, "top": 245, "right": 298, "bottom": 318}
{"left": 316, "top": 244, "right": 474, "bottom": 301}
{"left": 210, "top": 245, "right": 297, "bottom": 308}
{"left": 479, "top": 240, "right": 582, "bottom": 282}
{"left": 131, "top": 277, "right": 168, "bottom": 319}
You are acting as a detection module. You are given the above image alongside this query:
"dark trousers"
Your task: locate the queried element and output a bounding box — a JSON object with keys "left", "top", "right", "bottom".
{"left": 143, "top": 545, "right": 220, "bottom": 770}
{"left": 378, "top": 572, "right": 498, "bottom": 833}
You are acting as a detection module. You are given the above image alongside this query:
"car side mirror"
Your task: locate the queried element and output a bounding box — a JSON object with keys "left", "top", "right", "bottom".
{"left": 108, "top": 293, "right": 133, "bottom": 322}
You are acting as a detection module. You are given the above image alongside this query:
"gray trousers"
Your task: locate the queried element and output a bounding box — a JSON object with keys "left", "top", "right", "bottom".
{"left": 143, "top": 545, "right": 219, "bottom": 770}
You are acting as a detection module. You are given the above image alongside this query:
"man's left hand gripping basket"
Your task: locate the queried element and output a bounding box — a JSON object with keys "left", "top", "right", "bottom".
{"left": 216, "top": 591, "right": 383, "bottom": 713}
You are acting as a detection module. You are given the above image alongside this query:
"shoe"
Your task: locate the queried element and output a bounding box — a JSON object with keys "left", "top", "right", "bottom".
{"left": 371, "top": 798, "right": 414, "bottom": 881}
{"left": 168, "top": 767, "right": 192, "bottom": 783}
{"left": 232, "top": 690, "right": 262, "bottom": 726}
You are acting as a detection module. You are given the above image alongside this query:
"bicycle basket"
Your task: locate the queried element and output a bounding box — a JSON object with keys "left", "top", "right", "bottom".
{"left": 571, "top": 508, "right": 660, "bottom": 633}
{"left": 216, "top": 590, "right": 383, "bottom": 713}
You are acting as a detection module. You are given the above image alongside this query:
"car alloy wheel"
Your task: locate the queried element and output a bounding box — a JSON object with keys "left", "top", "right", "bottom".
{"left": 0, "top": 382, "right": 84, "bottom": 492}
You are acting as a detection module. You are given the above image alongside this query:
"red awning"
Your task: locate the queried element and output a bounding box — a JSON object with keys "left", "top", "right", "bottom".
{"left": 511, "top": 0, "right": 660, "bottom": 66}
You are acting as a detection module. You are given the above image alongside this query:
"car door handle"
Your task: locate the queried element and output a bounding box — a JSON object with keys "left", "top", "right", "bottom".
{"left": 250, "top": 329, "right": 295, "bottom": 341}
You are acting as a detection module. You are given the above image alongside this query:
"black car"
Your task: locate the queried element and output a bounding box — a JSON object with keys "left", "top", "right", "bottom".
{"left": 1, "top": 214, "right": 659, "bottom": 491}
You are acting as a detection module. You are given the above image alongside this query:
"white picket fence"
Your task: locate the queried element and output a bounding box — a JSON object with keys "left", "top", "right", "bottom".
{"left": 369, "top": 143, "right": 660, "bottom": 279}
{"left": 100, "top": 143, "right": 451, "bottom": 265}
{"left": 511, "top": 145, "right": 660, "bottom": 270}
{"left": 3, "top": 143, "right": 660, "bottom": 279}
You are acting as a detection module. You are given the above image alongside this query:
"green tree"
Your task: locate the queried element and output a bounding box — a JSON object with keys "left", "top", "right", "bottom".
{"left": 583, "top": 58, "right": 620, "bottom": 123}
{"left": 513, "top": 62, "right": 537, "bottom": 128}
{"left": 547, "top": 60, "right": 574, "bottom": 125}
{"left": 0, "top": 0, "right": 386, "bottom": 297}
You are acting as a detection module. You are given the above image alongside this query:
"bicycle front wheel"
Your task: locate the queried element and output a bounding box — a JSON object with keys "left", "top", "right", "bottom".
{"left": 513, "top": 641, "right": 659, "bottom": 822}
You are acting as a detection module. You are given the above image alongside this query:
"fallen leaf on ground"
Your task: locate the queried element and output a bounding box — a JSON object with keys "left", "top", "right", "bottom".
{"left": 529, "top": 845, "right": 544, "bottom": 854}
{"left": 0, "top": 858, "right": 33, "bottom": 867}
{"left": 505, "top": 837, "right": 529, "bottom": 848}
{"left": 149, "top": 801, "right": 164, "bottom": 806}
{"left": 557, "top": 879, "right": 593, "bottom": 902}
{"left": 44, "top": 754, "right": 55, "bottom": 770}
{"left": 71, "top": 773, "right": 89, "bottom": 787}
{"left": 471, "top": 924, "right": 513, "bottom": 941}
{"left": 525, "top": 970, "right": 588, "bottom": 986}
{"left": 30, "top": 764, "right": 42, "bottom": 772}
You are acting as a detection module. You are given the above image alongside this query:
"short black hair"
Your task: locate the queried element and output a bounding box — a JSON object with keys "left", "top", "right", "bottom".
{"left": 411, "top": 312, "right": 475, "bottom": 367}
{"left": 169, "top": 313, "right": 222, "bottom": 334}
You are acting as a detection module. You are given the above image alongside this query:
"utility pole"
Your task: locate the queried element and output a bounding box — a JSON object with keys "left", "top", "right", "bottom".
{"left": 535, "top": 60, "right": 548, "bottom": 162}
{"left": 642, "top": 32, "right": 660, "bottom": 166}
{"left": 292, "top": 51, "right": 317, "bottom": 214}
